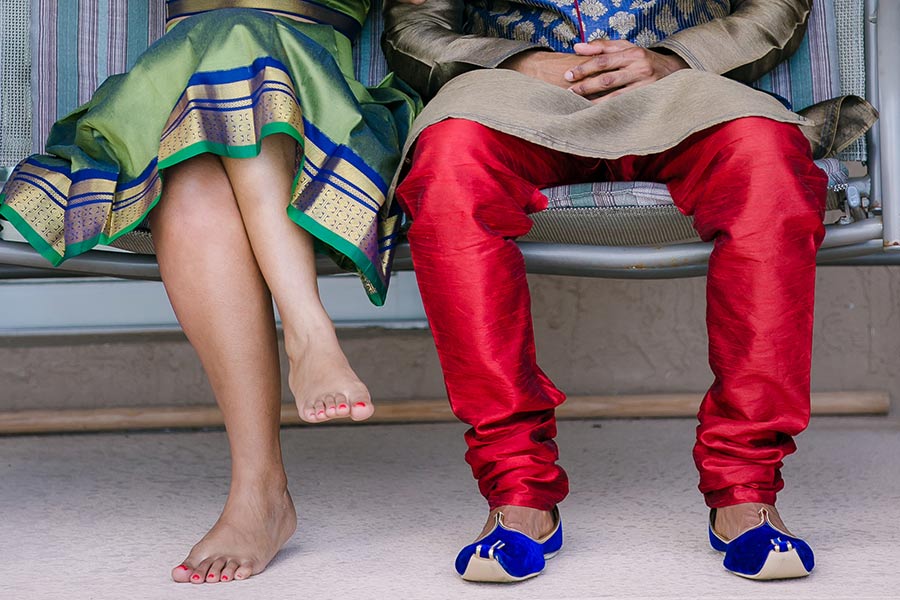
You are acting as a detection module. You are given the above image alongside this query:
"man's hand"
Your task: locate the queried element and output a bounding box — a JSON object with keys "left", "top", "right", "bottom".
{"left": 565, "top": 40, "right": 688, "bottom": 101}
{"left": 500, "top": 50, "right": 598, "bottom": 89}
{"left": 500, "top": 42, "right": 687, "bottom": 99}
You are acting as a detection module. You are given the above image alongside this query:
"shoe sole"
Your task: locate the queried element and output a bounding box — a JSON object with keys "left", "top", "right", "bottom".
{"left": 729, "top": 548, "right": 811, "bottom": 580}
{"left": 460, "top": 551, "right": 560, "bottom": 583}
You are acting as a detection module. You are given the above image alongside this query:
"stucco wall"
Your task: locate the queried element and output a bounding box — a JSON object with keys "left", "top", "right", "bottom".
{"left": 2, "top": 266, "right": 899, "bottom": 412}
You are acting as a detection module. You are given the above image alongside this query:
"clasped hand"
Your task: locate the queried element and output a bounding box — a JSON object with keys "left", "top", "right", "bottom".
{"left": 503, "top": 40, "right": 688, "bottom": 101}
{"left": 389, "top": 0, "right": 687, "bottom": 100}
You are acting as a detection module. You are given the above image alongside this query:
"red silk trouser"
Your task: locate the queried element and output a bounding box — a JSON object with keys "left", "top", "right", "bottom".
{"left": 395, "top": 117, "right": 827, "bottom": 510}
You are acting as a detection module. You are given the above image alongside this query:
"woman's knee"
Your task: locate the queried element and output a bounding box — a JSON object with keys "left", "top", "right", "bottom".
{"left": 154, "top": 154, "right": 241, "bottom": 237}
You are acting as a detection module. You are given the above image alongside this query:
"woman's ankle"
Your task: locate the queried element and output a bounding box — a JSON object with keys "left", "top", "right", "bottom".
{"left": 229, "top": 465, "right": 289, "bottom": 494}
{"left": 282, "top": 315, "right": 339, "bottom": 358}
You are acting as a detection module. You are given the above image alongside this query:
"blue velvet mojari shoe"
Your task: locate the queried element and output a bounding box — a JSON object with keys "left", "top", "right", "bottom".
{"left": 709, "top": 507, "right": 815, "bottom": 580}
{"left": 455, "top": 507, "right": 563, "bottom": 583}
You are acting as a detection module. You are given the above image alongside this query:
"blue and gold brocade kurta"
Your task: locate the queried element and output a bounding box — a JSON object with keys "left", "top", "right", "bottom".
{"left": 464, "top": 0, "right": 730, "bottom": 52}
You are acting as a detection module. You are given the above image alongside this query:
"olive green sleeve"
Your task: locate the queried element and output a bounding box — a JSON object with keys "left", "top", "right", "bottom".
{"left": 381, "top": 0, "right": 548, "bottom": 100}
{"left": 651, "top": 0, "right": 811, "bottom": 83}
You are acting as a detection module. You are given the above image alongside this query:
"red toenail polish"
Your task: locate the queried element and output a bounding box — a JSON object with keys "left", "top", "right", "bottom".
{"left": 354, "top": 402, "right": 366, "bottom": 407}
{"left": 317, "top": 410, "right": 325, "bottom": 416}
{"left": 338, "top": 404, "right": 347, "bottom": 409}
{"left": 192, "top": 575, "right": 200, "bottom": 581}
{"left": 178, "top": 565, "right": 188, "bottom": 571}
{"left": 222, "top": 576, "right": 229, "bottom": 581}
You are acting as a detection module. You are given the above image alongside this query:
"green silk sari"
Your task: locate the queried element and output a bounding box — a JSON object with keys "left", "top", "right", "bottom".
{"left": 0, "top": 0, "right": 419, "bottom": 304}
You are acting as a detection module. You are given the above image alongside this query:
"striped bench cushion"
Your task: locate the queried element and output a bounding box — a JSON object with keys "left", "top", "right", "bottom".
{"left": 752, "top": 0, "right": 866, "bottom": 161}
{"left": 28, "top": 0, "right": 166, "bottom": 154}
{"left": 524, "top": 159, "right": 849, "bottom": 246}
{"left": 752, "top": 0, "right": 841, "bottom": 111}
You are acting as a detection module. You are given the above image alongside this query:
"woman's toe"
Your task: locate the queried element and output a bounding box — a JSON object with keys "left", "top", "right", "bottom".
{"left": 234, "top": 562, "right": 255, "bottom": 581}
{"left": 313, "top": 399, "right": 327, "bottom": 421}
{"left": 191, "top": 558, "right": 214, "bottom": 584}
{"left": 334, "top": 395, "right": 351, "bottom": 417}
{"left": 172, "top": 563, "right": 193, "bottom": 583}
{"left": 220, "top": 559, "right": 240, "bottom": 582}
{"left": 323, "top": 394, "right": 338, "bottom": 417}
{"left": 349, "top": 395, "right": 374, "bottom": 421}
{"left": 206, "top": 558, "right": 226, "bottom": 583}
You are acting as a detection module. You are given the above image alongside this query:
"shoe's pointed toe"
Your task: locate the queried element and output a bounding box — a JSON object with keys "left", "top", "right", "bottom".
{"left": 456, "top": 535, "right": 546, "bottom": 582}
{"left": 720, "top": 526, "right": 814, "bottom": 579}
{"left": 709, "top": 508, "right": 814, "bottom": 580}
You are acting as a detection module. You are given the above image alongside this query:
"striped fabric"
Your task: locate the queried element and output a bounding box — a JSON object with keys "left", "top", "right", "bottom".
{"left": 30, "top": 0, "right": 165, "bottom": 150}
{"left": 751, "top": 0, "right": 841, "bottom": 112}
{"left": 526, "top": 159, "right": 849, "bottom": 246}
{"left": 749, "top": 0, "right": 866, "bottom": 161}
{"left": 109, "top": 163, "right": 853, "bottom": 254}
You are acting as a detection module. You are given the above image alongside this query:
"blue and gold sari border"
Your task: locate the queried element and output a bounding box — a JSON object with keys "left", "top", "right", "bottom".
{"left": 0, "top": 201, "right": 65, "bottom": 265}
{"left": 302, "top": 117, "right": 388, "bottom": 193}
{"left": 301, "top": 161, "right": 380, "bottom": 213}
{"left": 287, "top": 203, "right": 390, "bottom": 305}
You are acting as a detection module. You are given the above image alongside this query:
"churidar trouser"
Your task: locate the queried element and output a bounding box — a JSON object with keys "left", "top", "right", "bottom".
{"left": 396, "top": 117, "right": 827, "bottom": 510}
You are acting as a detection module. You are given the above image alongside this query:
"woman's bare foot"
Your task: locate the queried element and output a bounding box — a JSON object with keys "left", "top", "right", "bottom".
{"left": 713, "top": 502, "right": 793, "bottom": 541}
{"left": 171, "top": 476, "right": 297, "bottom": 584}
{"left": 284, "top": 320, "right": 374, "bottom": 423}
{"left": 477, "top": 505, "right": 556, "bottom": 540}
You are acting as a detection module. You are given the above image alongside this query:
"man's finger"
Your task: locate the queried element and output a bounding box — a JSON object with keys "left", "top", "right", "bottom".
{"left": 565, "top": 52, "right": 631, "bottom": 83}
{"left": 573, "top": 39, "right": 634, "bottom": 56}
{"left": 569, "top": 67, "right": 637, "bottom": 97}
{"left": 590, "top": 79, "right": 653, "bottom": 102}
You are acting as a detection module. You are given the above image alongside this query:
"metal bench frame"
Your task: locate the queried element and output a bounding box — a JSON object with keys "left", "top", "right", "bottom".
{"left": 1, "top": 0, "right": 897, "bottom": 282}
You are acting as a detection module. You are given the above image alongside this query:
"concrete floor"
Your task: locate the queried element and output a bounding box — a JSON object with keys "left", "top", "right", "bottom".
{"left": 1, "top": 417, "right": 898, "bottom": 599}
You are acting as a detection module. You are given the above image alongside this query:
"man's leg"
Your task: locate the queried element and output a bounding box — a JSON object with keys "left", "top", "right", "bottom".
{"left": 396, "top": 119, "right": 603, "bottom": 537}
{"left": 617, "top": 117, "right": 827, "bottom": 536}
